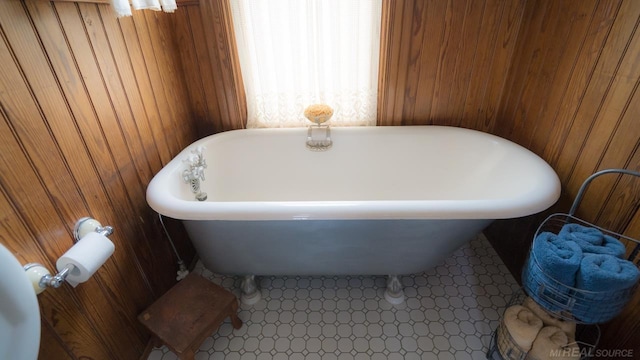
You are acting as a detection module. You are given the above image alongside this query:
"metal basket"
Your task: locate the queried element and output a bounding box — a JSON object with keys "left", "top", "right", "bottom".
{"left": 522, "top": 169, "right": 640, "bottom": 324}
{"left": 487, "top": 289, "right": 600, "bottom": 360}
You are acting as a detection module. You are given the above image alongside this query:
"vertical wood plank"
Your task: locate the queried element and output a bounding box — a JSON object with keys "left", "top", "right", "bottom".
{"left": 460, "top": 0, "right": 503, "bottom": 129}
{"left": 389, "top": 0, "right": 416, "bottom": 125}
{"left": 427, "top": 0, "right": 468, "bottom": 122}
{"left": 511, "top": 1, "right": 566, "bottom": 146}
{"left": 394, "top": 0, "right": 427, "bottom": 124}
{"left": 495, "top": 0, "right": 555, "bottom": 141}
{"left": 444, "top": 0, "right": 486, "bottom": 126}
{"left": 131, "top": 9, "right": 183, "bottom": 156}
{"left": 406, "top": 0, "right": 446, "bottom": 125}
{"left": 116, "top": 13, "right": 173, "bottom": 165}
{"left": 98, "top": 3, "right": 163, "bottom": 172}
{"left": 198, "top": 0, "right": 231, "bottom": 130}
{"left": 474, "top": 0, "right": 525, "bottom": 132}
{"left": 376, "top": 0, "right": 392, "bottom": 125}
{"left": 174, "top": 6, "right": 211, "bottom": 135}
{"left": 377, "top": 0, "right": 409, "bottom": 125}
{"left": 187, "top": 5, "right": 224, "bottom": 134}
{"left": 199, "top": 0, "right": 247, "bottom": 131}
{"left": 142, "top": 9, "right": 196, "bottom": 146}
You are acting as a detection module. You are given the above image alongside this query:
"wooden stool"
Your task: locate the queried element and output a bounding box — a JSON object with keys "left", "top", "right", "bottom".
{"left": 138, "top": 273, "right": 242, "bottom": 360}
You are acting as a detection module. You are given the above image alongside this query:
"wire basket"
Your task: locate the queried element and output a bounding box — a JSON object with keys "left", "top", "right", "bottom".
{"left": 487, "top": 289, "right": 600, "bottom": 360}
{"left": 492, "top": 322, "right": 527, "bottom": 360}
{"left": 522, "top": 213, "right": 640, "bottom": 324}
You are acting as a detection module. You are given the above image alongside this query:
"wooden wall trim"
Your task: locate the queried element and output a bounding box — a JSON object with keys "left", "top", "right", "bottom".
{"left": 376, "top": 0, "right": 393, "bottom": 126}
{"left": 218, "top": 0, "right": 247, "bottom": 129}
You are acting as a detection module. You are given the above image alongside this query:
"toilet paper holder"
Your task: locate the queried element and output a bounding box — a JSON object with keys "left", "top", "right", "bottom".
{"left": 73, "top": 217, "right": 113, "bottom": 241}
{"left": 23, "top": 217, "right": 114, "bottom": 294}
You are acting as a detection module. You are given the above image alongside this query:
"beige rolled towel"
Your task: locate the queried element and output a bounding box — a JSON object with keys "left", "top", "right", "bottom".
{"left": 527, "top": 326, "right": 580, "bottom": 360}
{"left": 523, "top": 297, "right": 576, "bottom": 341}
{"left": 502, "top": 305, "right": 544, "bottom": 352}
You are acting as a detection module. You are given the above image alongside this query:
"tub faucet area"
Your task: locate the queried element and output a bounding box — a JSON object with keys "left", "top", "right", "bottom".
{"left": 182, "top": 146, "right": 208, "bottom": 201}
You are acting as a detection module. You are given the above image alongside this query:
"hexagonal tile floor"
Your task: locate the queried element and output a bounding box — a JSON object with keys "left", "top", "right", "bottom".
{"left": 148, "top": 233, "right": 518, "bottom": 360}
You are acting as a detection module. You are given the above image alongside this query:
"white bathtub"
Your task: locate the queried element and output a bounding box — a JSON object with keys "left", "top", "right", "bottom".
{"left": 147, "top": 126, "right": 560, "bottom": 303}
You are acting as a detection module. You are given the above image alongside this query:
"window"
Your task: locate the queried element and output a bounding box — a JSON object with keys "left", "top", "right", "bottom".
{"left": 230, "top": 0, "right": 383, "bottom": 128}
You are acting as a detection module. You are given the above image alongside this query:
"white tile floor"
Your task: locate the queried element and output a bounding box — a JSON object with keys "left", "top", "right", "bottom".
{"left": 148, "top": 234, "right": 519, "bottom": 360}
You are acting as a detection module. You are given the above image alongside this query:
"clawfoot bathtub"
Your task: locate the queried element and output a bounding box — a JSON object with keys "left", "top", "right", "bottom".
{"left": 147, "top": 126, "right": 560, "bottom": 304}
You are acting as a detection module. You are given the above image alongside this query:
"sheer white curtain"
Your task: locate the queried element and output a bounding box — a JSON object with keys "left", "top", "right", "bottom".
{"left": 230, "top": 0, "right": 382, "bottom": 128}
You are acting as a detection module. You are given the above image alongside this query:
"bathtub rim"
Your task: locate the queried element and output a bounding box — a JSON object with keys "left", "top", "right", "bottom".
{"left": 147, "top": 126, "right": 561, "bottom": 221}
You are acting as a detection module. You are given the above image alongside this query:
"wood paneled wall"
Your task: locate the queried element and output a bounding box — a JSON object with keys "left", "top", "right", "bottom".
{"left": 485, "top": 0, "right": 640, "bottom": 352}
{"left": 377, "top": 0, "right": 525, "bottom": 130}
{"left": 175, "top": 0, "right": 246, "bottom": 135}
{"left": 0, "top": 1, "right": 197, "bottom": 358}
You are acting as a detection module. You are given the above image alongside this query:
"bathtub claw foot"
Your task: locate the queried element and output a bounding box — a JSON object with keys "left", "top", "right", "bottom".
{"left": 240, "top": 275, "right": 261, "bottom": 305}
{"left": 384, "top": 275, "right": 405, "bottom": 305}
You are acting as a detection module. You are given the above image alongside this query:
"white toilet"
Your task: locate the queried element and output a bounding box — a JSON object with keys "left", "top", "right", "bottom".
{"left": 0, "top": 243, "right": 40, "bottom": 360}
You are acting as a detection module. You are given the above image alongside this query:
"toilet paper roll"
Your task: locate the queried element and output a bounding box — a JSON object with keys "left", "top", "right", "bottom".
{"left": 56, "top": 232, "right": 115, "bottom": 287}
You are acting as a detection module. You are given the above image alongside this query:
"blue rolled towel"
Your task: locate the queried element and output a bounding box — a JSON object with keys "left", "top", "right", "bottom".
{"left": 558, "top": 223, "right": 626, "bottom": 258}
{"left": 573, "top": 254, "right": 640, "bottom": 322}
{"left": 531, "top": 231, "right": 582, "bottom": 286}
{"left": 576, "top": 254, "right": 640, "bottom": 292}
